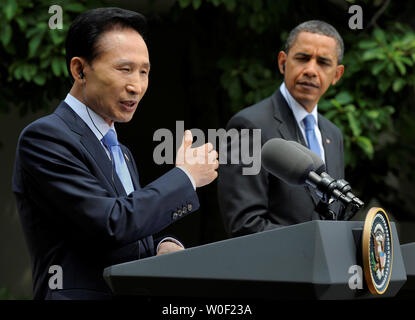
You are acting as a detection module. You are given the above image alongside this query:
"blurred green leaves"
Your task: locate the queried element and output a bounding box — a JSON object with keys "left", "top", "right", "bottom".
{"left": 178, "top": 0, "right": 415, "bottom": 170}
{"left": 320, "top": 23, "right": 414, "bottom": 167}
{"left": 3, "top": 0, "right": 18, "bottom": 21}
{"left": 218, "top": 58, "right": 279, "bottom": 113}
{"left": 0, "top": 0, "right": 103, "bottom": 114}
{"left": 178, "top": 0, "right": 287, "bottom": 33}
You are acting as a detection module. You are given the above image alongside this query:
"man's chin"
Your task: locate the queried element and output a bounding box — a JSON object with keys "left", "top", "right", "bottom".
{"left": 292, "top": 95, "right": 317, "bottom": 111}
{"left": 114, "top": 114, "right": 135, "bottom": 124}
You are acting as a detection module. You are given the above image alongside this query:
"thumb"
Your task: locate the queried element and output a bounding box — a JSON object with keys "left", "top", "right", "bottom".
{"left": 182, "top": 130, "right": 193, "bottom": 150}
{"left": 176, "top": 130, "right": 193, "bottom": 166}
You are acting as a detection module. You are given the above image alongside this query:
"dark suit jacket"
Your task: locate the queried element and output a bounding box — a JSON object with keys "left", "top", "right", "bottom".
{"left": 12, "top": 102, "right": 199, "bottom": 300}
{"left": 218, "top": 89, "right": 344, "bottom": 237}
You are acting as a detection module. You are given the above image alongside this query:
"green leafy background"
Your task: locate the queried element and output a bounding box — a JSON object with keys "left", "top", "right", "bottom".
{"left": 1, "top": 0, "right": 414, "bottom": 218}
{"left": 174, "top": 0, "right": 415, "bottom": 220}
{"left": 1, "top": 0, "right": 415, "bottom": 299}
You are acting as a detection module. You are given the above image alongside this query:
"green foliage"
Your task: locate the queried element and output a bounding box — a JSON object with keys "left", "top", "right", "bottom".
{"left": 176, "top": 0, "right": 415, "bottom": 219}
{"left": 0, "top": 287, "right": 31, "bottom": 300}
{"left": 0, "top": 0, "right": 104, "bottom": 114}
{"left": 177, "top": 0, "right": 415, "bottom": 168}
{"left": 320, "top": 23, "right": 415, "bottom": 167}
{"left": 218, "top": 58, "right": 279, "bottom": 113}
{"left": 178, "top": 0, "right": 289, "bottom": 34}
{"left": 178, "top": 0, "right": 291, "bottom": 113}
{"left": 1, "top": 0, "right": 414, "bottom": 218}
{"left": 179, "top": 0, "right": 237, "bottom": 12}
{"left": 0, "top": 287, "right": 16, "bottom": 300}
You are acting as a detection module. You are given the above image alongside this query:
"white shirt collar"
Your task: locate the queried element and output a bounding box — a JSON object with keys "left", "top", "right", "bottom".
{"left": 279, "top": 82, "right": 319, "bottom": 126}
{"left": 64, "top": 93, "right": 115, "bottom": 141}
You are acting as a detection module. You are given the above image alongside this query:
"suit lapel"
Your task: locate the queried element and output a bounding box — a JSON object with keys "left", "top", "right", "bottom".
{"left": 54, "top": 102, "right": 126, "bottom": 196}
{"left": 272, "top": 90, "right": 320, "bottom": 206}
{"left": 272, "top": 90, "right": 299, "bottom": 142}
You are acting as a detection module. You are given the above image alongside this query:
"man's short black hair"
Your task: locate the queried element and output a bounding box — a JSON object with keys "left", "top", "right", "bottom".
{"left": 285, "top": 20, "right": 344, "bottom": 63}
{"left": 65, "top": 7, "right": 147, "bottom": 81}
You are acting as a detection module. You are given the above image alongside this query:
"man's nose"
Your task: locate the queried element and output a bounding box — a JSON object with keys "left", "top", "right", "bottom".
{"left": 303, "top": 59, "right": 318, "bottom": 78}
{"left": 126, "top": 75, "right": 145, "bottom": 96}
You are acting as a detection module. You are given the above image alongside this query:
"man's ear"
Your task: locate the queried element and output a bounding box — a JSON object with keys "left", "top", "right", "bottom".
{"left": 277, "top": 51, "right": 287, "bottom": 74}
{"left": 332, "top": 64, "right": 345, "bottom": 85}
{"left": 70, "top": 57, "right": 87, "bottom": 83}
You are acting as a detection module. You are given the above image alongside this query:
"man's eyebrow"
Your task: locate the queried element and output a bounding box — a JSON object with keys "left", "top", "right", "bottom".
{"left": 317, "top": 56, "right": 333, "bottom": 64}
{"left": 293, "top": 52, "right": 333, "bottom": 64}
{"left": 294, "top": 52, "right": 311, "bottom": 58}
{"left": 115, "top": 59, "right": 151, "bottom": 68}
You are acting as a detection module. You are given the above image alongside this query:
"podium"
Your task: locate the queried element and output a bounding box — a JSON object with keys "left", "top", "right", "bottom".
{"left": 400, "top": 242, "right": 415, "bottom": 295}
{"left": 104, "top": 220, "right": 408, "bottom": 300}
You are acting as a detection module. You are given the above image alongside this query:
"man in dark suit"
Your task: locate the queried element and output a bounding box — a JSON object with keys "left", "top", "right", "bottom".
{"left": 218, "top": 20, "right": 345, "bottom": 237}
{"left": 12, "top": 8, "right": 218, "bottom": 300}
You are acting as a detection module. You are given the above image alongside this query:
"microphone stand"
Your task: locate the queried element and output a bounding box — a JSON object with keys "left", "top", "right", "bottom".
{"left": 335, "top": 178, "right": 364, "bottom": 220}
{"left": 307, "top": 172, "right": 364, "bottom": 221}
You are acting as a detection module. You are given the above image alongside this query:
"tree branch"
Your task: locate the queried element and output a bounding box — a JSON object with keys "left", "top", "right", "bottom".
{"left": 368, "top": 0, "right": 391, "bottom": 28}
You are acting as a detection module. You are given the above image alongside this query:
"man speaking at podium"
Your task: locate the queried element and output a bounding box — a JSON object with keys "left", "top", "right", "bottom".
{"left": 218, "top": 20, "right": 345, "bottom": 237}
{"left": 12, "top": 8, "right": 218, "bottom": 300}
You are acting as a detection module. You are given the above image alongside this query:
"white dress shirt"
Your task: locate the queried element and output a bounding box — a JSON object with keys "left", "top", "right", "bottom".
{"left": 279, "top": 82, "right": 325, "bottom": 162}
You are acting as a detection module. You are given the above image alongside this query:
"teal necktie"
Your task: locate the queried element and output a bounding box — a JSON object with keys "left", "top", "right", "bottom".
{"left": 101, "top": 129, "right": 134, "bottom": 195}
{"left": 303, "top": 114, "right": 322, "bottom": 159}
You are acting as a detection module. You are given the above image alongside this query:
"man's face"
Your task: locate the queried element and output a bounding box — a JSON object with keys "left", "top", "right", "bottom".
{"left": 278, "top": 31, "right": 344, "bottom": 112}
{"left": 81, "top": 28, "right": 150, "bottom": 126}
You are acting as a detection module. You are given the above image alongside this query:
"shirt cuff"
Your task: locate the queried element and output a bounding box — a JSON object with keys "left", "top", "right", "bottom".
{"left": 177, "top": 166, "right": 196, "bottom": 190}
{"left": 156, "top": 237, "right": 185, "bottom": 253}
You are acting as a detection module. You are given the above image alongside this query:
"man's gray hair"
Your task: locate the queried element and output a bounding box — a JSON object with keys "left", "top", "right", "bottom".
{"left": 284, "top": 20, "right": 344, "bottom": 63}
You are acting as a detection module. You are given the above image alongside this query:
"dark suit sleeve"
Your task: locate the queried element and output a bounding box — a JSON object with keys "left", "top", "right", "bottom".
{"left": 218, "top": 115, "right": 284, "bottom": 237}
{"left": 15, "top": 121, "right": 199, "bottom": 247}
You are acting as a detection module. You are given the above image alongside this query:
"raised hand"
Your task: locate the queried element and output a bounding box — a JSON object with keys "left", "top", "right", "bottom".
{"left": 176, "top": 130, "right": 219, "bottom": 188}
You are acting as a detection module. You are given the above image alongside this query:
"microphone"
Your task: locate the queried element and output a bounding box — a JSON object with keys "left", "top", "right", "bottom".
{"left": 261, "top": 138, "right": 314, "bottom": 186}
{"left": 287, "top": 140, "right": 364, "bottom": 208}
{"left": 287, "top": 140, "right": 325, "bottom": 174}
{"left": 261, "top": 138, "right": 356, "bottom": 208}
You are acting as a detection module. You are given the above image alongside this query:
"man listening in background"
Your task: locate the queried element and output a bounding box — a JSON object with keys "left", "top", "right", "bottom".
{"left": 218, "top": 20, "right": 345, "bottom": 237}
{"left": 13, "top": 7, "right": 218, "bottom": 300}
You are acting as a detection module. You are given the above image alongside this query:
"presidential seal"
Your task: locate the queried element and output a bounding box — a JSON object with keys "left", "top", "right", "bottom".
{"left": 362, "top": 207, "right": 393, "bottom": 295}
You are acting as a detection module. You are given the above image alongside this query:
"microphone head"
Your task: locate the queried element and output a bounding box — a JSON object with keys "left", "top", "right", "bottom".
{"left": 287, "top": 140, "right": 326, "bottom": 174}
{"left": 261, "top": 138, "right": 314, "bottom": 186}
